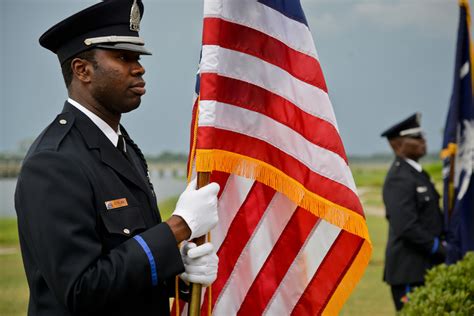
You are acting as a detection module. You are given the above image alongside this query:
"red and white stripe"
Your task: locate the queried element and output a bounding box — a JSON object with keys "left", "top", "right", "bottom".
{"left": 203, "top": 0, "right": 318, "bottom": 59}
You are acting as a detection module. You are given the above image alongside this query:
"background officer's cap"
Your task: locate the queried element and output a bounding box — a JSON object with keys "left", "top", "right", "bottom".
{"left": 380, "top": 113, "right": 423, "bottom": 139}
{"left": 39, "top": 0, "right": 151, "bottom": 64}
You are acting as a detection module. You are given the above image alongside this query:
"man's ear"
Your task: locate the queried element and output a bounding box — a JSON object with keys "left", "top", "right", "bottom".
{"left": 71, "top": 58, "right": 93, "bottom": 84}
{"left": 389, "top": 137, "right": 403, "bottom": 154}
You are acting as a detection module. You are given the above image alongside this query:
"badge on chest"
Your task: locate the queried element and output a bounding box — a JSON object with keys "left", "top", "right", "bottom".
{"left": 416, "top": 186, "right": 428, "bottom": 193}
{"left": 105, "top": 198, "right": 129, "bottom": 210}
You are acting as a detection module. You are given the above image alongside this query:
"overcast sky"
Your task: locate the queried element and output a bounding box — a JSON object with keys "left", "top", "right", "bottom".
{"left": 0, "top": 0, "right": 461, "bottom": 156}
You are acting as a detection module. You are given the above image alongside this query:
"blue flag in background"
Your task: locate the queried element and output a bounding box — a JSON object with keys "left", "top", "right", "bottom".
{"left": 442, "top": 0, "right": 474, "bottom": 264}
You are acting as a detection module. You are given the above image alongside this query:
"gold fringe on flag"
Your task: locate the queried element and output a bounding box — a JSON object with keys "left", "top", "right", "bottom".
{"left": 195, "top": 148, "right": 371, "bottom": 242}
{"left": 440, "top": 143, "right": 457, "bottom": 159}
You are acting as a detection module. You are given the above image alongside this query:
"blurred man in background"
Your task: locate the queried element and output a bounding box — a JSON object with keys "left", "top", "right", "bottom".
{"left": 381, "top": 113, "right": 446, "bottom": 311}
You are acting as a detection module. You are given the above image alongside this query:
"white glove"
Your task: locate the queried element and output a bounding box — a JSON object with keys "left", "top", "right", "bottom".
{"left": 172, "top": 178, "right": 220, "bottom": 240}
{"left": 180, "top": 242, "right": 218, "bottom": 287}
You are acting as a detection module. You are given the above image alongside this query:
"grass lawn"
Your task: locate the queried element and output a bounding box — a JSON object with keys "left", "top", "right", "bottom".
{"left": 0, "top": 251, "right": 28, "bottom": 316}
{"left": 0, "top": 219, "right": 28, "bottom": 316}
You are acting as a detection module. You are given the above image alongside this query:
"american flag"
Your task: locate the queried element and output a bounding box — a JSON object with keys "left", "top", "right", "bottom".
{"left": 177, "top": 0, "right": 372, "bottom": 314}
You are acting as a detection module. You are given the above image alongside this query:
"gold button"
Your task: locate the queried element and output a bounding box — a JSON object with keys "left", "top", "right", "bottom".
{"left": 59, "top": 119, "right": 67, "bottom": 125}
{"left": 123, "top": 228, "right": 130, "bottom": 235}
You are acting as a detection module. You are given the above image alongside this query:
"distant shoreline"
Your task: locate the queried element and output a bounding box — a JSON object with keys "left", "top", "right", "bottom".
{"left": 0, "top": 159, "right": 188, "bottom": 179}
{"left": 0, "top": 152, "right": 443, "bottom": 178}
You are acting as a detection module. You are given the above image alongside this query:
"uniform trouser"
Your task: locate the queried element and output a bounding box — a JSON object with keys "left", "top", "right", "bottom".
{"left": 390, "top": 282, "right": 423, "bottom": 311}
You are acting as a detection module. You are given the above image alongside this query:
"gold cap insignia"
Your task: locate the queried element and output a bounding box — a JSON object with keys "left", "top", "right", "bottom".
{"left": 130, "top": 0, "right": 141, "bottom": 32}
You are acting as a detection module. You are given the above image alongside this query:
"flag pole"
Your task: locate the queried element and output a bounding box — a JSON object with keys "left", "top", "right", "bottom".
{"left": 188, "top": 171, "right": 210, "bottom": 316}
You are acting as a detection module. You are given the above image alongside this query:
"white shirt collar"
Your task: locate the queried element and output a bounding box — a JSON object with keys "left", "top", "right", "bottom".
{"left": 405, "top": 158, "right": 422, "bottom": 172}
{"left": 68, "top": 98, "right": 120, "bottom": 147}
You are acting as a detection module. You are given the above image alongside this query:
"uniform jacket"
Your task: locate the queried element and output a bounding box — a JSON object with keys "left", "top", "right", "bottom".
{"left": 15, "top": 102, "right": 185, "bottom": 315}
{"left": 382, "top": 156, "right": 444, "bottom": 285}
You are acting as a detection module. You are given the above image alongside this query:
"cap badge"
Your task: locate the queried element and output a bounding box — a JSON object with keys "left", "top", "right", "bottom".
{"left": 130, "top": 0, "right": 141, "bottom": 32}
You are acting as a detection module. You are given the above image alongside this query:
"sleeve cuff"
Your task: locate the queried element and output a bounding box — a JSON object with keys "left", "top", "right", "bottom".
{"left": 138, "top": 223, "right": 185, "bottom": 281}
{"left": 431, "top": 237, "right": 439, "bottom": 254}
{"left": 133, "top": 235, "right": 158, "bottom": 287}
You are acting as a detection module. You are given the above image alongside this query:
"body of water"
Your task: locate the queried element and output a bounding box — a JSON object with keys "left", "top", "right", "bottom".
{"left": 0, "top": 174, "right": 186, "bottom": 218}
{"left": 0, "top": 178, "right": 17, "bottom": 217}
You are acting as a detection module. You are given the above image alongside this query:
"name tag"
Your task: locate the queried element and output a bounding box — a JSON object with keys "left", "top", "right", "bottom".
{"left": 105, "top": 198, "right": 128, "bottom": 210}
{"left": 416, "top": 186, "right": 428, "bottom": 193}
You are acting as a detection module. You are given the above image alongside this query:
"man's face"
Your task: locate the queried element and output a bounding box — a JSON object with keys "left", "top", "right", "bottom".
{"left": 89, "top": 49, "right": 146, "bottom": 115}
{"left": 398, "top": 135, "right": 427, "bottom": 161}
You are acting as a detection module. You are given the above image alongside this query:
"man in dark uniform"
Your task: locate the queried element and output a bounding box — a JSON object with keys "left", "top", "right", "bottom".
{"left": 15, "top": 1, "right": 219, "bottom": 315}
{"left": 381, "top": 113, "right": 446, "bottom": 311}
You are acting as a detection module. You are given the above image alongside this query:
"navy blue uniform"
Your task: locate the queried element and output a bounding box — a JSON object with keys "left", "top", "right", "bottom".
{"left": 383, "top": 157, "right": 444, "bottom": 286}
{"left": 15, "top": 102, "right": 184, "bottom": 315}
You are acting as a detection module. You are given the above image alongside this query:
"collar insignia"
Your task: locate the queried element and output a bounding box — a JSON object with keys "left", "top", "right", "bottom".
{"left": 130, "top": 0, "right": 140, "bottom": 32}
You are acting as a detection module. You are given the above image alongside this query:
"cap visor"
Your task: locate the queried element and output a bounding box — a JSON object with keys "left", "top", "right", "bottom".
{"left": 95, "top": 43, "right": 152, "bottom": 55}
{"left": 405, "top": 132, "right": 424, "bottom": 138}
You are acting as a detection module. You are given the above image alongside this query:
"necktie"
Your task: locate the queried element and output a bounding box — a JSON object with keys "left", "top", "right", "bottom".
{"left": 117, "top": 135, "right": 127, "bottom": 154}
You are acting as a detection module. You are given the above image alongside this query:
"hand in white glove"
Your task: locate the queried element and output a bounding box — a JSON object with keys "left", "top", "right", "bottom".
{"left": 172, "top": 178, "right": 220, "bottom": 240}
{"left": 180, "top": 242, "right": 218, "bottom": 287}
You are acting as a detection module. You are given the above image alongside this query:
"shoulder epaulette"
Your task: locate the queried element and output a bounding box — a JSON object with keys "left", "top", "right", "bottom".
{"left": 35, "top": 112, "right": 75, "bottom": 152}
